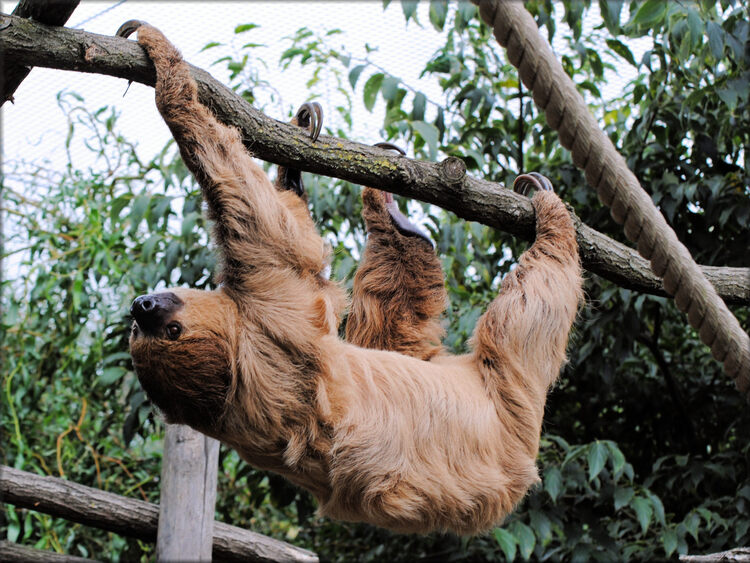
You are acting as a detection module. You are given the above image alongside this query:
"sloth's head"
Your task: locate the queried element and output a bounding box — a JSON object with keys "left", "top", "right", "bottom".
{"left": 128, "top": 287, "right": 238, "bottom": 430}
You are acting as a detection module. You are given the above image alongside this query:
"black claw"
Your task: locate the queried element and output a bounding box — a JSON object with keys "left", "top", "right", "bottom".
{"left": 295, "top": 101, "right": 323, "bottom": 142}
{"left": 371, "top": 143, "right": 432, "bottom": 246}
{"left": 116, "top": 19, "right": 146, "bottom": 39}
{"left": 513, "top": 172, "right": 554, "bottom": 196}
{"left": 374, "top": 142, "right": 406, "bottom": 155}
{"left": 385, "top": 201, "right": 434, "bottom": 247}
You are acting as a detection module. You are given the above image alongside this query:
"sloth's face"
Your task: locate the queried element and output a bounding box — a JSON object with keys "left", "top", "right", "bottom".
{"left": 129, "top": 287, "right": 238, "bottom": 430}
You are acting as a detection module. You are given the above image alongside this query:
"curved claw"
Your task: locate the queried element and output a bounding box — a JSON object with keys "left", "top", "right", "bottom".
{"left": 373, "top": 142, "right": 406, "bottom": 205}
{"left": 116, "top": 19, "right": 146, "bottom": 39}
{"left": 294, "top": 101, "right": 323, "bottom": 142}
{"left": 370, "top": 142, "right": 432, "bottom": 246}
{"left": 513, "top": 172, "right": 554, "bottom": 196}
{"left": 374, "top": 142, "right": 406, "bottom": 156}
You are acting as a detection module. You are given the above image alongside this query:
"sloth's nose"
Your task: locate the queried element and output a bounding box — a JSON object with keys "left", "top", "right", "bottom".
{"left": 133, "top": 295, "right": 156, "bottom": 312}
{"left": 130, "top": 292, "right": 183, "bottom": 334}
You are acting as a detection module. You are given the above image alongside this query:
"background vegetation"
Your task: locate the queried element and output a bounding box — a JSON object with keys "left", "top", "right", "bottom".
{"left": 2, "top": 1, "right": 748, "bottom": 561}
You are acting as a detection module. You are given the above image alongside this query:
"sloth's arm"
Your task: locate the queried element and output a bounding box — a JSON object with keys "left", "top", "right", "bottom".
{"left": 117, "top": 22, "right": 328, "bottom": 291}
{"left": 472, "top": 174, "right": 582, "bottom": 457}
{"left": 346, "top": 186, "right": 447, "bottom": 360}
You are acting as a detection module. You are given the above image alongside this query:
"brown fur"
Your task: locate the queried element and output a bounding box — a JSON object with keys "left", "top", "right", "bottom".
{"left": 127, "top": 24, "right": 583, "bottom": 535}
{"left": 346, "top": 187, "right": 447, "bottom": 360}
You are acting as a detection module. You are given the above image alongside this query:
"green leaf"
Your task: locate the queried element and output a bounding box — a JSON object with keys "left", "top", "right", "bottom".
{"left": 6, "top": 508, "right": 20, "bottom": 542}
{"left": 400, "top": 0, "right": 419, "bottom": 23}
{"left": 686, "top": 9, "right": 703, "bottom": 50}
{"left": 598, "top": 0, "right": 623, "bottom": 34}
{"left": 645, "top": 490, "right": 666, "bottom": 525}
{"left": 706, "top": 21, "right": 724, "bottom": 59}
{"left": 411, "top": 92, "right": 426, "bottom": 121}
{"left": 607, "top": 441, "right": 626, "bottom": 476}
{"left": 100, "top": 367, "right": 127, "bottom": 385}
{"left": 614, "top": 487, "right": 634, "bottom": 510}
{"left": 662, "top": 529, "right": 678, "bottom": 557}
{"left": 631, "top": 496, "right": 653, "bottom": 534}
{"left": 200, "top": 41, "right": 222, "bottom": 52}
{"left": 411, "top": 121, "right": 439, "bottom": 160}
{"left": 381, "top": 76, "right": 401, "bottom": 102}
{"left": 348, "top": 64, "right": 367, "bottom": 90}
{"left": 110, "top": 194, "right": 131, "bottom": 224}
{"left": 493, "top": 528, "right": 517, "bottom": 561}
{"left": 363, "top": 73, "right": 385, "bottom": 111}
{"left": 141, "top": 234, "right": 160, "bottom": 261}
{"left": 103, "top": 352, "right": 132, "bottom": 365}
{"left": 130, "top": 193, "right": 151, "bottom": 231}
{"left": 429, "top": 0, "right": 448, "bottom": 31}
{"left": 544, "top": 467, "right": 563, "bottom": 501}
{"left": 510, "top": 521, "right": 536, "bottom": 560}
{"left": 234, "top": 23, "right": 259, "bottom": 34}
{"left": 606, "top": 39, "right": 636, "bottom": 66}
{"left": 529, "top": 509, "right": 552, "bottom": 542}
{"left": 181, "top": 211, "right": 200, "bottom": 238}
{"left": 684, "top": 511, "right": 700, "bottom": 541}
{"left": 588, "top": 441, "right": 607, "bottom": 481}
{"left": 632, "top": 0, "right": 667, "bottom": 27}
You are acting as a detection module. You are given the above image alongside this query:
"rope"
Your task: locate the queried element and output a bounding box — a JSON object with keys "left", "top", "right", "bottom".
{"left": 471, "top": 0, "right": 750, "bottom": 398}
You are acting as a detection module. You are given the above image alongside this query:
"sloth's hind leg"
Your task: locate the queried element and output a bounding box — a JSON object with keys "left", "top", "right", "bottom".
{"left": 346, "top": 145, "right": 447, "bottom": 360}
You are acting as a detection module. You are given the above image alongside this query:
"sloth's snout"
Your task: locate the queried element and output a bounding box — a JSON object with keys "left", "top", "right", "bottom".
{"left": 130, "top": 292, "right": 183, "bottom": 335}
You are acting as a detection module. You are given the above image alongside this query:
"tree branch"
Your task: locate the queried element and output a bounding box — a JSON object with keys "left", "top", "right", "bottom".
{"left": 1, "top": 13, "right": 747, "bottom": 305}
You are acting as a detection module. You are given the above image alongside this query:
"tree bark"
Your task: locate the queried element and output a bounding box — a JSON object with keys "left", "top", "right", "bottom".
{"left": 0, "top": 465, "right": 318, "bottom": 563}
{"left": 0, "top": 13, "right": 747, "bottom": 305}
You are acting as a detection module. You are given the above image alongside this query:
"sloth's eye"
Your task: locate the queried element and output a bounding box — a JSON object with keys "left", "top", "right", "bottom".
{"left": 165, "top": 322, "right": 182, "bottom": 340}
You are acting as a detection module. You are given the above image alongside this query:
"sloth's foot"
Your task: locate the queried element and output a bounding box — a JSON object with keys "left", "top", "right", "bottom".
{"left": 373, "top": 143, "right": 432, "bottom": 246}
{"left": 513, "top": 172, "right": 554, "bottom": 196}
{"left": 276, "top": 102, "right": 323, "bottom": 198}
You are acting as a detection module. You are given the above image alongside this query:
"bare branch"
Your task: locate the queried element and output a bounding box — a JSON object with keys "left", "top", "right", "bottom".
{"left": 1, "top": 13, "right": 747, "bottom": 305}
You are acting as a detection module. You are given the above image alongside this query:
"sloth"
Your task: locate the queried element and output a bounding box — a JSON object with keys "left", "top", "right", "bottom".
{"left": 119, "top": 21, "right": 583, "bottom": 535}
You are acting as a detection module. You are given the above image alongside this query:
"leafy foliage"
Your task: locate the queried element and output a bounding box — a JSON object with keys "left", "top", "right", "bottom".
{"left": 2, "top": 1, "right": 748, "bottom": 561}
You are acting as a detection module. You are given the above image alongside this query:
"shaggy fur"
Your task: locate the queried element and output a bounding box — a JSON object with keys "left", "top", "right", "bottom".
{"left": 126, "top": 23, "right": 583, "bottom": 535}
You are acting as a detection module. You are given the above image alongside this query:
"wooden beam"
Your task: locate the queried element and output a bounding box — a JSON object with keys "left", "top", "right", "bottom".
{"left": 0, "top": 541, "right": 98, "bottom": 563}
{"left": 157, "top": 425, "right": 219, "bottom": 561}
{"left": 0, "top": 465, "right": 318, "bottom": 563}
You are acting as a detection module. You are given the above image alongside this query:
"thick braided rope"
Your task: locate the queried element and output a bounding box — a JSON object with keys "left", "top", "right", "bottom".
{"left": 473, "top": 0, "right": 749, "bottom": 397}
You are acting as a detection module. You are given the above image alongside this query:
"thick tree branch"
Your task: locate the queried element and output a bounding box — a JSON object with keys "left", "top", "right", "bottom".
{"left": 1, "top": 14, "right": 747, "bottom": 305}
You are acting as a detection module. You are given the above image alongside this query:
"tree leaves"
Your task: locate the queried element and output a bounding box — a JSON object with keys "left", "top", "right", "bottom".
{"left": 363, "top": 73, "right": 385, "bottom": 111}
{"left": 631, "top": 496, "right": 654, "bottom": 534}
{"left": 630, "top": 0, "right": 667, "bottom": 28}
{"left": 587, "top": 441, "right": 608, "bottom": 481}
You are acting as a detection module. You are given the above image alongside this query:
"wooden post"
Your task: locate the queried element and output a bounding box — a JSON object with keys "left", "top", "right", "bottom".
{"left": 157, "top": 424, "right": 220, "bottom": 562}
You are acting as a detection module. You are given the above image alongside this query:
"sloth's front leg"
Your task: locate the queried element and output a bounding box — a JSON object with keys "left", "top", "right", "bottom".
{"left": 274, "top": 102, "right": 323, "bottom": 200}
{"left": 346, "top": 144, "right": 447, "bottom": 360}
